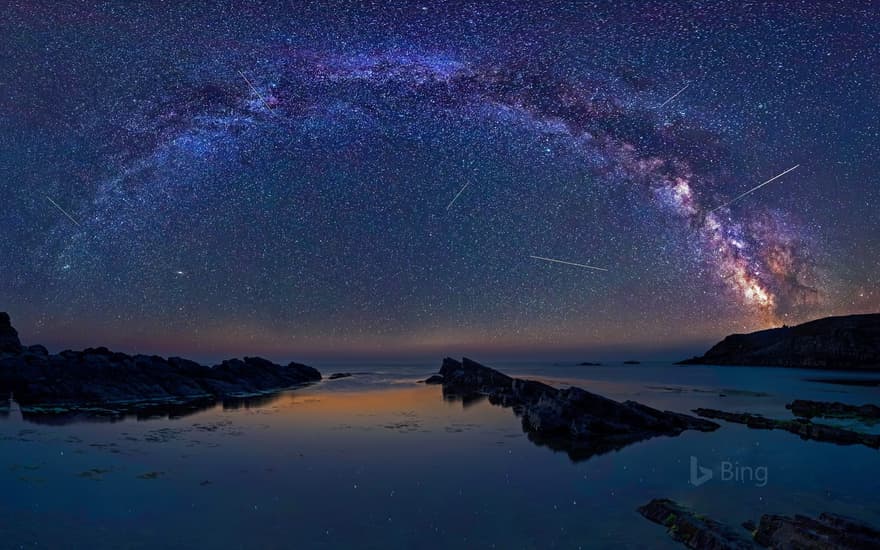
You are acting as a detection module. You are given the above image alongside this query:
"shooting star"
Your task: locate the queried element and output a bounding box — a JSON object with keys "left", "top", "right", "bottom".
{"left": 238, "top": 70, "right": 276, "bottom": 115}
{"left": 446, "top": 182, "right": 471, "bottom": 210}
{"left": 657, "top": 83, "right": 690, "bottom": 108}
{"left": 709, "top": 164, "right": 800, "bottom": 213}
{"left": 530, "top": 255, "right": 608, "bottom": 271}
{"left": 45, "top": 196, "right": 80, "bottom": 227}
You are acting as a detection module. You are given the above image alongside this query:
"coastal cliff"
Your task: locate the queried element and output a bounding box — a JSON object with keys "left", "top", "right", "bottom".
{"left": 678, "top": 313, "right": 880, "bottom": 369}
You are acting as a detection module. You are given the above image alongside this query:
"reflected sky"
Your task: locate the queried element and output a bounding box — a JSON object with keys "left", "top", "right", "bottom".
{"left": 3, "top": 363, "right": 880, "bottom": 548}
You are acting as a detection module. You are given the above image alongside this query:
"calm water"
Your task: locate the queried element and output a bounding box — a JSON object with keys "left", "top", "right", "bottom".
{"left": 3, "top": 362, "right": 880, "bottom": 549}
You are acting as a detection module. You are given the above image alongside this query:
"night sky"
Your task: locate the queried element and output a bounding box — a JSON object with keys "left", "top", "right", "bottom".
{"left": 2, "top": 1, "right": 878, "bottom": 360}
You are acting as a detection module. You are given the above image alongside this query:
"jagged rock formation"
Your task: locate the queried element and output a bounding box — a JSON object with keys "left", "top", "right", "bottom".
{"left": 0, "top": 313, "right": 321, "bottom": 415}
{"left": 678, "top": 314, "right": 880, "bottom": 369}
{"left": 429, "top": 357, "right": 719, "bottom": 461}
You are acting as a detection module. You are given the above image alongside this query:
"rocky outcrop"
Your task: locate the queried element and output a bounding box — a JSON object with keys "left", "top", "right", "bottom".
{"left": 423, "top": 374, "right": 444, "bottom": 384}
{"left": 638, "top": 499, "right": 756, "bottom": 550}
{"left": 678, "top": 314, "right": 880, "bottom": 369}
{"left": 0, "top": 313, "right": 321, "bottom": 416}
{"left": 787, "top": 399, "right": 880, "bottom": 422}
{"left": 693, "top": 408, "right": 880, "bottom": 449}
{"left": 0, "top": 312, "right": 21, "bottom": 353}
{"left": 639, "top": 498, "right": 880, "bottom": 550}
{"left": 434, "top": 358, "right": 718, "bottom": 461}
{"left": 753, "top": 512, "right": 880, "bottom": 549}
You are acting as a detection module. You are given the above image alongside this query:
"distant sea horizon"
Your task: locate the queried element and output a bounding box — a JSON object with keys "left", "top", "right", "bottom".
{"left": 9, "top": 338, "right": 716, "bottom": 366}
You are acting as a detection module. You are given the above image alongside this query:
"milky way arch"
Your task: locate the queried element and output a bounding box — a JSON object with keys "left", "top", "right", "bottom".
{"left": 49, "top": 49, "right": 820, "bottom": 323}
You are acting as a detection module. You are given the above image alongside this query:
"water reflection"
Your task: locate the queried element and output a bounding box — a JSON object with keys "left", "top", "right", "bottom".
{"left": 441, "top": 385, "right": 650, "bottom": 463}
{"left": 441, "top": 389, "right": 487, "bottom": 408}
{"left": 8, "top": 392, "right": 290, "bottom": 426}
{"left": 3, "top": 367, "right": 880, "bottom": 549}
{"left": 0, "top": 366, "right": 776, "bottom": 467}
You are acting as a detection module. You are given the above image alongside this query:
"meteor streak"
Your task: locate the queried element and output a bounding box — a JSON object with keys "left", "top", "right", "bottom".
{"left": 710, "top": 164, "right": 800, "bottom": 213}
{"left": 446, "top": 182, "right": 471, "bottom": 210}
{"left": 657, "top": 83, "right": 690, "bottom": 108}
{"left": 530, "top": 255, "right": 608, "bottom": 271}
{"left": 238, "top": 70, "right": 276, "bottom": 115}
{"left": 45, "top": 196, "right": 81, "bottom": 226}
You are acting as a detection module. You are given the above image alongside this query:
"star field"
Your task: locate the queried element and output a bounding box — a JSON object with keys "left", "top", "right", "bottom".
{"left": 1, "top": 1, "right": 878, "bottom": 359}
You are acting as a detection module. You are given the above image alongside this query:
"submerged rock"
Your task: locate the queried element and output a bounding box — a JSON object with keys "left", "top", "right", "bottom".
{"left": 693, "top": 408, "right": 880, "bottom": 449}
{"left": 0, "top": 312, "right": 322, "bottom": 415}
{"left": 639, "top": 498, "right": 880, "bottom": 550}
{"left": 678, "top": 313, "right": 880, "bottom": 369}
{"left": 754, "top": 512, "right": 880, "bottom": 549}
{"left": 786, "top": 399, "right": 880, "bottom": 422}
{"left": 638, "top": 498, "right": 756, "bottom": 550}
{"left": 434, "top": 358, "right": 718, "bottom": 461}
{"left": 578, "top": 361, "right": 602, "bottom": 366}
{"left": 804, "top": 377, "right": 880, "bottom": 388}
{"left": 328, "top": 372, "right": 352, "bottom": 380}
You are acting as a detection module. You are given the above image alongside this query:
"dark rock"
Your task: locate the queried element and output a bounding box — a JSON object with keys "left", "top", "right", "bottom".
{"left": 805, "top": 377, "right": 880, "bottom": 387}
{"left": 754, "top": 511, "right": 880, "bottom": 549}
{"left": 623, "top": 360, "right": 641, "bottom": 364}
{"left": 640, "top": 499, "right": 880, "bottom": 550}
{"left": 638, "top": 498, "right": 756, "bottom": 550}
{"left": 328, "top": 372, "right": 352, "bottom": 380}
{"left": 578, "top": 361, "right": 602, "bottom": 366}
{"left": 0, "top": 312, "right": 22, "bottom": 353}
{"left": 83, "top": 346, "right": 113, "bottom": 356}
{"left": 0, "top": 313, "right": 322, "bottom": 416}
{"left": 678, "top": 313, "right": 880, "bottom": 369}
{"left": 787, "top": 399, "right": 880, "bottom": 422}
{"left": 423, "top": 374, "right": 444, "bottom": 384}
{"left": 693, "top": 408, "right": 880, "bottom": 449}
{"left": 434, "top": 358, "right": 718, "bottom": 462}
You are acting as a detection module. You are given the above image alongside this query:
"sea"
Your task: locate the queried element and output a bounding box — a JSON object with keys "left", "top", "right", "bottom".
{"left": 2, "top": 361, "right": 879, "bottom": 549}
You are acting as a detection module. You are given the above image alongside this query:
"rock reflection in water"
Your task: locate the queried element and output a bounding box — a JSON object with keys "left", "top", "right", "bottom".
{"left": 9, "top": 392, "right": 288, "bottom": 426}
{"left": 441, "top": 386, "right": 633, "bottom": 463}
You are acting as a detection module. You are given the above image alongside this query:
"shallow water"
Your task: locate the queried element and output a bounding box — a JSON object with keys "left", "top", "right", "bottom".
{"left": 3, "top": 362, "right": 880, "bottom": 549}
